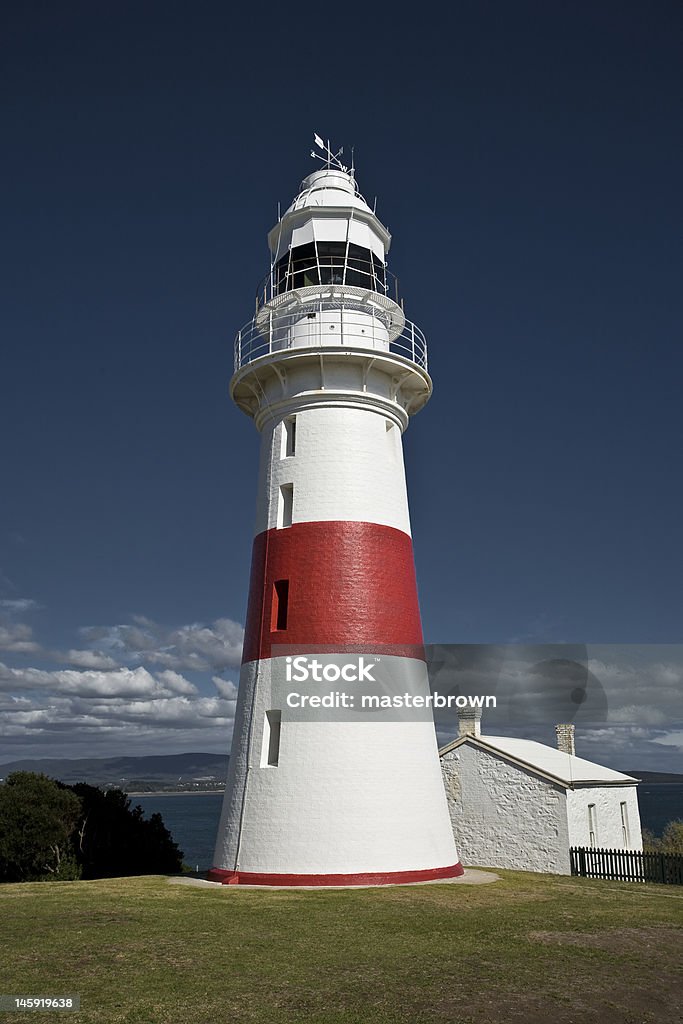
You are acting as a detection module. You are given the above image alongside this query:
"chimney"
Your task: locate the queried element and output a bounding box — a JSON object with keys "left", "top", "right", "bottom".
{"left": 555, "top": 723, "right": 575, "bottom": 756}
{"left": 458, "top": 706, "right": 482, "bottom": 739}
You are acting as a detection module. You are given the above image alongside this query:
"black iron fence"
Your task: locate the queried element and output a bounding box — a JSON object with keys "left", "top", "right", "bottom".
{"left": 570, "top": 846, "right": 683, "bottom": 885}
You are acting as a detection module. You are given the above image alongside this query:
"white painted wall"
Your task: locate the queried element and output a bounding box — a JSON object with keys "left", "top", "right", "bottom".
{"left": 254, "top": 406, "right": 411, "bottom": 535}
{"left": 289, "top": 217, "right": 386, "bottom": 259}
{"left": 213, "top": 655, "right": 460, "bottom": 875}
{"left": 441, "top": 743, "right": 571, "bottom": 874}
{"left": 566, "top": 785, "right": 643, "bottom": 851}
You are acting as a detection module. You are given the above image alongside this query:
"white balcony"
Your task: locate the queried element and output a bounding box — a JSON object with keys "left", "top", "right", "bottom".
{"left": 234, "top": 291, "right": 428, "bottom": 374}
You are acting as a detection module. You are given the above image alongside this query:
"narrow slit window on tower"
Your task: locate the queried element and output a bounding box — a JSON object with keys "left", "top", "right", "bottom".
{"left": 282, "top": 417, "right": 296, "bottom": 458}
{"left": 588, "top": 803, "right": 598, "bottom": 847}
{"left": 278, "top": 483, "right": 293, "bottom": 528}
{"left": 271, "top": 579, "right": 289, "bottom": 631}
{"left": 261, "top": 710, "right": 282, "bottom": 767}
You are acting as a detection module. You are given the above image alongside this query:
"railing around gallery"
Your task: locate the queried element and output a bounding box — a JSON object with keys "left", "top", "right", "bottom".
{"left": 254, "top": 260, "right": 401, "bottom": 310}
{"left": 234, "top": 303, "right": 428, "bottom": 374}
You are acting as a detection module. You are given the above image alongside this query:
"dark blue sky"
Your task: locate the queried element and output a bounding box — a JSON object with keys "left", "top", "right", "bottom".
{"left": 1, "top": 1, "right": 681, "bottom": 765}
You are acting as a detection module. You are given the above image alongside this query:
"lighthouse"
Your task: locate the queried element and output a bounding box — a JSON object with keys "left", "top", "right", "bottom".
{"left": 208, "top": 140, "right": 463, "bottom": 885}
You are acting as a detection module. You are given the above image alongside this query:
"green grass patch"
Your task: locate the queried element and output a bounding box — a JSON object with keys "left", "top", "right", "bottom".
{"left": 0, "top": 871, "right": 681, "bottom": 1023}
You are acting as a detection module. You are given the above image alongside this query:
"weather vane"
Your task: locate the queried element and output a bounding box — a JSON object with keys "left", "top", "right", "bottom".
{"left": 310, "top": 133, "right": 354, "bottom": 178}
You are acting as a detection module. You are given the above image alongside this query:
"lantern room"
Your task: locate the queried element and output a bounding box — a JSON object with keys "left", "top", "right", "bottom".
{"left": 265, "top": 167, "right": 395, "bottom": 303}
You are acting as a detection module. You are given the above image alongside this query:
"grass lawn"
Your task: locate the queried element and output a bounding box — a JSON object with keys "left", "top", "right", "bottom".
{"left": 0, "top": 870, "right": 681, "bottom": 1024}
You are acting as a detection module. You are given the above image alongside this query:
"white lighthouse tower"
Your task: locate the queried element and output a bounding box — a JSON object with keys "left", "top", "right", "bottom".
{"left": 209, "top": 140, "right": 462, "bottom": 885}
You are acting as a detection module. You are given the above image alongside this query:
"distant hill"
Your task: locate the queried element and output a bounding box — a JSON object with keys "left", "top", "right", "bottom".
{"left": 622, "top": 770, "right": 683, "bottom": 784}
{"left": 0, "top": 752, "right": 229, "bottom": 792}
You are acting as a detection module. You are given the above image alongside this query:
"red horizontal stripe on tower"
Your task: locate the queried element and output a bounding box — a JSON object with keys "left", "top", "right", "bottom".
{"left": 241, "top": 521, "right": 424, "bottom": 663}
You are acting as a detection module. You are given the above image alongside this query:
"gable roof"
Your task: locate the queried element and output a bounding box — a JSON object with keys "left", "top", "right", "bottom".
{"left": 439, "top": 734, "right": 639, "bottom": 789}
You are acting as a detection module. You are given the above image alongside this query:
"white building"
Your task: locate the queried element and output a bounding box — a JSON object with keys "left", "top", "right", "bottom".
{"left": 440, "top": 711, "right": 642, "bottom": 874}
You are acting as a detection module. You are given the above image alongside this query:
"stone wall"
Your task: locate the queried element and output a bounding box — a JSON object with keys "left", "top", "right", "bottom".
{"left": 441, "top": 742, "right": 570, "bottom": 874}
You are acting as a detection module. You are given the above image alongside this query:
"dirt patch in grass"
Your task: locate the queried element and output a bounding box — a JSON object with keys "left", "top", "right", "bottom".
{"left": 529, "top": 925, "right": 683, "bottom": 955}
{"left": 499, "top": 927, "right": 683, "bottom": 1024}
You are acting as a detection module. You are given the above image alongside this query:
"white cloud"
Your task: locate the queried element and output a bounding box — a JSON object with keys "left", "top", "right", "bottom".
{"left": 609, "top": 704, "right": 667, "bottom": 726}
{"left": 0, "top": 652, "right": 236, "bottom": 761}
{"left": 212, "top": 676, "right": 239, "bottom": 699}
{"left": 0, "top": 691, "right": 235, "bottom": 739}
{"left": 0, "top": 623, "right": 40, "bottom": 653}
{"left": 579, "top": 724, "right": 655, "bottom": 745}
{"left": 587, "top": 653, "right": 682, "bottom": 723}
{"left": 651, "top": 663, "right": 683, "bottom": 686}
{"left": 84, "top": 695, "right": 233, "bottom": 725}
{"left": 0, "top": 694, "right": 33, "bottom": 711}
{"left": 653, "top": 730, "right": 683, "bottom": 750}
{"left": 80, "top": 616, "right": 244, "bottom": 672}
{"left": 155, "top": 670, "right": 199, "bottom": 695}
{"left": 0, "top": 608, "right": 243, "bottom": 759}
{"left": 0, "top": 597, "right": 41, "bottom": 653}
{"left": 0, "top": 599, "right": 40, "bottom": 613}
{"left": 0, "top": 662, "right": 169, "bottom": 698}
{"left": 64, "top": 649, "right": 119, "bottom": 670}
{"left": 2, "top": 708, "right": 58, "bottom": 726}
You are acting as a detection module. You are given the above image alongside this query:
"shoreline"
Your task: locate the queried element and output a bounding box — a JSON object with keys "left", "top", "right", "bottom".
{"left": 128, "top": 789, "right": 225, "bottom": 797}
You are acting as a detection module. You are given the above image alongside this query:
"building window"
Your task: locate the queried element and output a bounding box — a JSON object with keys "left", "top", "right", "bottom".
{"left": 620, "top": 801, "right": 630, "bottom": 846}
{"left": 278, "top": 483, "right": 293, "bottom": 528}
{"left": 282, "top": 417, "right": 296, "bottom": 458}
{"left": 588, "top": 803, "right": 598, "bottom": 847}
{"left": 271, "top": 579, "right": 289, "bottom": 631}
{"left": 261, "top": 710, "right": 282, "bottom": 767}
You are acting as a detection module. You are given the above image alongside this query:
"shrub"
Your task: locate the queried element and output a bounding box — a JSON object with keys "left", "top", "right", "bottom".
{"left": 0, "top": 772, "right": 82, "bottom": 882}
{"left": 0, "top": 773, "right": 184, "bottom": 883}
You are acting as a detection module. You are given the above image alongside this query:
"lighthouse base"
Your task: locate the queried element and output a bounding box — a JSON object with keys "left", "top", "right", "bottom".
{"left": 206, "top": 863, "right": 464, "bottom": 886}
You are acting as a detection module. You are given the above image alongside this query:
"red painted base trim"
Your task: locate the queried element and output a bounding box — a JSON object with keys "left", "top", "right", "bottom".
{"left": 206, "top": 862, "right": 464, "bottom": 887}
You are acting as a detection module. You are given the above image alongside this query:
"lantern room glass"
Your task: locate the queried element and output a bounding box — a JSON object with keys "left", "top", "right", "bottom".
{"left": 274, "top": 242, "right": 387, "bottom": 295}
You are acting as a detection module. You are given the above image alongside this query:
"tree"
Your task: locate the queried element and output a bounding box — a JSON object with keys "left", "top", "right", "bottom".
{"left": 0, "top": 773, "right": 82, "bottom": 882}
{"left": 0, "top": 773, "right": 184, "bottom": 883}
{"left": 642, "top": 828, "right": 661, "bottom": 851}
{"left": 660, "top": 820, "right": 683, "bottom": 854}
{"left": 642, "top": 820, "right": 683, "bottom": 853}
{"left": 65, "top": 784, "right": 183, "bottom": 879}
